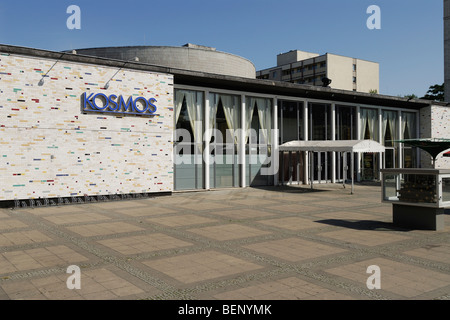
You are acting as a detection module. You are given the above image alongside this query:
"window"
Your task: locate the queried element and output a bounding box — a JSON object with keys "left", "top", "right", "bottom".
{"left": 279, "top": 100, "right": 304, "bottom": 144}
{"left": 353, "top": 77, "right": 357, "bottom": 83}
{"left": 353, "top": 64, "right": 357, "bottom": 71}
{"left": 336, "top": 105, "right": 356, "bottom": 140}
{"left": 174, "top": 90, "right": 204, "bottom": 190}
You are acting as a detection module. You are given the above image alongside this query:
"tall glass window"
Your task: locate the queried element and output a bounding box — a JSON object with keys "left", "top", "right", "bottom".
{"left": 401, "top": 112, "right": 417, "bottom": 140}
{"left": 246, "top": 97, "right": 273, "bottom": 186}
{"left": 309, "top": 103, "right": 331, "bottom": 141}
{"left": 401, "top": 111, "right": 417, "bottom": 168}
{"left": 279, "top": 100, "right": 304, "bottom": 144}
{"left": 336, "top": 105, "right": 356, "bottom": 140}
{"left": 360, "top": 108, "right": 379, "bottom": 141}
{"left": 309, "top": 103, "right": 332, "bottom": 181}
{"left": 382, "top": 110, "right": 399, "bottom": 168}
{"left": 334, "top": 105, "right": 357, "bottom": 181}
{"left": 209, "top": 93, "right": 240, "bottom": 188}
{"left": 278, "top": 100, "right": 304, "bottom": 184}
{"left": 359, "top": 107, "right": 380, "bottom": 180}
{"left": 174, "top": 89, "right": 204, "bottom": 190}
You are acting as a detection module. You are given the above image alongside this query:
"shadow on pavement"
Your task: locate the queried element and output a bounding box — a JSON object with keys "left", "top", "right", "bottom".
{"left": 250, "top": 185, "right": 329, "bottom": 193}
{"left": 315, "top": 219, "right": 412, "bottom": 232}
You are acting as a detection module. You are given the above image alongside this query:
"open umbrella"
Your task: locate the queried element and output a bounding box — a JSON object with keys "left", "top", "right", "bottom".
{"left": 392, "top": 138, "right": 450, "bottom": 167}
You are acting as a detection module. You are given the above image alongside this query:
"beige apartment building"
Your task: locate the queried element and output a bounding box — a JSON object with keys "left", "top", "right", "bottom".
{"left": 257, "top": 50, "right": 380, "bottom": 93}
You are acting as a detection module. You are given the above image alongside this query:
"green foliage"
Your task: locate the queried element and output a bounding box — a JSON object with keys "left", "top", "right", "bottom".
{"left": 421, "top": 83, "right": 444, "bottom": 101}
{"left": 403, "top": 94, "right": 418, "bottom": 100}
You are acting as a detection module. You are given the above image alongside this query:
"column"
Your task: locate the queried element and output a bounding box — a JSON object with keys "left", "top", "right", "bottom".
{"left": 240, "top": 94, "right": 246, "bottom": 188}
{"left": 331, "top": 103, "right": 336, "bottom": 183}
{"left": 398, "top": 110, "right": 403, "bottom": 168}
{"left": 378, "top": 108, "right": 383, "bottom": 173}
{"left": 204, "top": 91, "right": 210, "bottom": 190}
{"left": 273, "top": 97, "right": 279, "bottom": 186}
{"left": 416, "top": 111, "right": 420, "bottom": 167}
{"left": 304, "top": 101, "right": 309, "bottom": 184}
{"left": 356, "top": 106, "right": 361, "bottom": 181}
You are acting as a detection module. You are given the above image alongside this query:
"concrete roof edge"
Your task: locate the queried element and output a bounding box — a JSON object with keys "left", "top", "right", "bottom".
{"left": 0, "top": 44, "right": 436, "bottom": 109}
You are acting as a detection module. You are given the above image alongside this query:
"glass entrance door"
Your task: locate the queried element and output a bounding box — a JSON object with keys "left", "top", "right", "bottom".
{"left": 362, "top": 153, "right": 379, "bottom": 180}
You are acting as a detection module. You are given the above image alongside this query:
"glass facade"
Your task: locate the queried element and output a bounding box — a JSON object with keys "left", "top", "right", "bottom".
{"left": 173, "top": 88, "right": 420, "bottom": 190}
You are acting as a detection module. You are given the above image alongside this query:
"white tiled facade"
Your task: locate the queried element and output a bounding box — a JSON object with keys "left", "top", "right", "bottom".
{"left": 420, "top": 105, "right": 450, "bottom": 168}
{"left": 0, "top": 53, "right": 174, "bottom": 201}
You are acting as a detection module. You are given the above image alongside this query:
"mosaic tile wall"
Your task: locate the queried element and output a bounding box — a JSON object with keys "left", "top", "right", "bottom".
{"left": 419, "top": 105, "right": 450, "bottom": 168}
{"left": 0, "top": 52, "right": 174, "bottom": 201}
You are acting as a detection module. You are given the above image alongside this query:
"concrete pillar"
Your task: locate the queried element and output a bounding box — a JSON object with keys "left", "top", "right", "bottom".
{"left": 273, "top": 97, "right": 279, "bottom": 186}
{"left": 204, "top": 91, "right": 210, "bottom": 190}
{"left": 331, "top": 103, "right": 336, "bottom": 183}
{"left": 398, "top": 110, "right": 403, "bottom": 168}
{"left": 356, "top": 106, "right": 361, "bottom": 181}
{"left": 304, "top": 101, "right": 309, "bottom": 183}
{"left": 378, "top": 108, "right": 383, "bottom": 173}
{"left": 240, "top": 94, "right": 246, "bottom": 188}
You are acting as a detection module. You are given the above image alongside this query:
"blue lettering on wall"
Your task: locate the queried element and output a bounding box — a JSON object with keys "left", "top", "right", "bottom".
{"left": 82, "top": 92, "right": 157, "bottom": 116}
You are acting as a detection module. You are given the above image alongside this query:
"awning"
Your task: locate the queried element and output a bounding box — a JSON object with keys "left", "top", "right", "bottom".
{"left": 279, "top": 139, "right": 386, "bottom": 153}
{"left": 279, "top": 140, "right": 385, "bottom": 194}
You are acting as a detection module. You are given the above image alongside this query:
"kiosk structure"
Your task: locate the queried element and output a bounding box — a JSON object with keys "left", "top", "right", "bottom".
{"left": 381, "top": 138, "right": 450, "bottom": 231}
{"left": 381, "top": 168, "right": 450, "bottom": 230}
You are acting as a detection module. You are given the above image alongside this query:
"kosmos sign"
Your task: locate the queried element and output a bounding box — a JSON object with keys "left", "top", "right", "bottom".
{"left": 82, "top": 92, "right": 158, "bottom": 116}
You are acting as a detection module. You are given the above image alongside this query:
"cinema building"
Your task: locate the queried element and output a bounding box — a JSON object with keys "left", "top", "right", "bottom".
{"left": 0, "top": 44, "right": 449, "bottom": 205}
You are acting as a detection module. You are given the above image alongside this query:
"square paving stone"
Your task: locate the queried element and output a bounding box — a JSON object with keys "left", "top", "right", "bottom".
{"left": 243, "top": 237, "right": 347, "bottom": 262}
{"left": 142, "top": 250, "right": 263, "bottom": 284}
{"left": 188, "top": 224, "right": 271, "bottom": 241}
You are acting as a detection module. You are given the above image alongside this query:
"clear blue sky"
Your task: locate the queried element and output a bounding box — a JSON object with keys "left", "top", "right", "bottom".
{"left": 0, "top": 0, "right": 443, "bottom": 97}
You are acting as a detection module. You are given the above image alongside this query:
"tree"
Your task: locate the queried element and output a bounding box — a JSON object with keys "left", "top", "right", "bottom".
{"left": 421, "top": 83, "right": 444, "bottom": 101}
{"left": 403, "top": 94, "right": 418, "bottom": 100}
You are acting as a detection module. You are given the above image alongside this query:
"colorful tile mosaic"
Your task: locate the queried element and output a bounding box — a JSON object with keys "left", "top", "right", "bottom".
{"left": 0, "top": 53, "right": 174, "bottom": 201}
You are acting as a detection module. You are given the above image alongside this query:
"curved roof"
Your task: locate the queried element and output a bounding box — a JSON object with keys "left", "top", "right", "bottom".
{"left": 71, "top": 44, "right": 256, "bottom": 79}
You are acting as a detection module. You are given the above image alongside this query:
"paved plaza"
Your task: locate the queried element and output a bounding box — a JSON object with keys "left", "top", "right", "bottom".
{"left": 0, "top": 183, "right": 450, "bottom": 300}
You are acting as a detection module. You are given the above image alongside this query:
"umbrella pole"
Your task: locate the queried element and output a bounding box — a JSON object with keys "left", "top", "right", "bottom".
{"left": 351, "top": 151, "right": 354, "bottom": 195}
{"left": 310, "top": 152, "right": 314, "bottom": 190}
